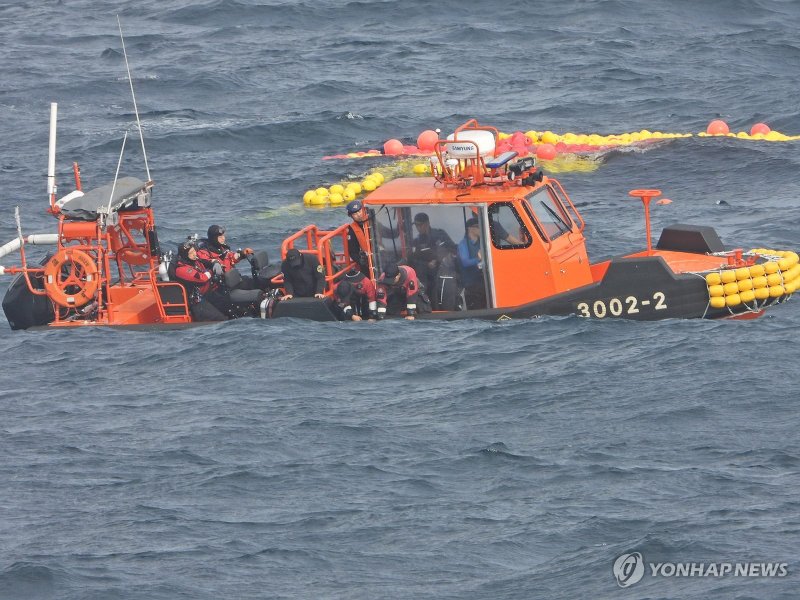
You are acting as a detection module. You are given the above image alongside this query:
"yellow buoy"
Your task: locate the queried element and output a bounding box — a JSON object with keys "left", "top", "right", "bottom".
{"left": 369, "top": 172, "right": 385, "bottom": 184}
{"left": 766, "top": 273, "right": 783, "bottom": 287}
{"left": 346, "top": 182, "right": 362, "bottom": 195}
{"left": 303, "top": 190, "right": 317, "bottom": 204}
{"left": 315, "top": 187, "right": 329, "bottom": 197}
{"left": 541, "top": 131, "right": 559, "bottom": 145}
{"left": 740, "top": 290, "right": 756, "bottom": 303}
{"left": 778, "top": 257, "right": 794, "bottom": 271}
{"left": 764, "top": 261, "right": 779, "bottom": 274}
{"left": 769, "top": 285, "right": 785, "bottom": 298}
{"left": 725, "top": 294, "right": 742, "bottom": 307}
{"left": 708, "top": 284, "right": 725, "bottom": 297}
{"left": 706, "top": 272, "right": 722, "bottom": 286}
{"left": 749, "top": 264, "right": 765, "bottom": 277}
{"left": 784, "top": 266, "right": 800, "bottom": 284}
{"left": 330, "top": 184, "right": 345, "bottom": 195}
{"left": 362, "top": 179, "right": 377, "bottom": 192}
{"left": 709, "top": 296, "right": 726, "bottom": 309}
{"left": 723, "top": 282, "right": 740, "bottom": 295}
{"left": 737, "top": 278, "right": 753, "bottom": 292}
{"left": 412, "top": 163, "right": 428, "bottom": 175}
{"left": 752, "top": 275, "right": 768, "bottom": 289}
{"left": 735, "top": 267, "right": 751, "bottom": 280}
{"left": 329, "top": 192, "right": 344, "bottom": 205}
{"left": 309, "top": 194, "right": 328, "bottom": 206}
{"left": 754, "top": 287, "right": 770, "bottom": 300}
{"left": 720, "top": 270, "right": 737, "bottom": 284}
{"left": 343, "top": 189, "right": 356, "bottom": 202}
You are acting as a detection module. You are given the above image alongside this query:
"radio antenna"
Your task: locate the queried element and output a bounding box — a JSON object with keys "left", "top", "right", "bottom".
{"left": 117, "top": 15, "right": 151, "bottom": 182}
{"left": 106, "top": 130, "right": 129, "bottom": 220}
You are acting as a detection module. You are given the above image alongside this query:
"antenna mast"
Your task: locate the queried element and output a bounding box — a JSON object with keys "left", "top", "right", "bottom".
{"left": 117, "top": 15, "right": 151, "bottom": 182}
{"left": 47, "top": 103, "right": 58, "bottom": 210}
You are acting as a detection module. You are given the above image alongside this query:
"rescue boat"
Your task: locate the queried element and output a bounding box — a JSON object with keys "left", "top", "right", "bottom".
{"left": 0, "top": 101, "right": 285, "bottom": 330}
{"left": 0, "top": 102, "right": 193, "bottom": 330}
{"left": 2, "top": 118, "right": 797, "bottom": 330}
{"left": 276, "top": 120, "right": 798, "bottom": 322}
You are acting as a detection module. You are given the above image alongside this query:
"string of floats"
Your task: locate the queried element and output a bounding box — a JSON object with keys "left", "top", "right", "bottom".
{"left": 306, "top": 119, "right": 797, "bottom": 207}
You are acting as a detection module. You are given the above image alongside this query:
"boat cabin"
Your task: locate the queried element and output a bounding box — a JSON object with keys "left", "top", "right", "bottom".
{"left": 283, "top": 120, "right": 596, "bottom": 313}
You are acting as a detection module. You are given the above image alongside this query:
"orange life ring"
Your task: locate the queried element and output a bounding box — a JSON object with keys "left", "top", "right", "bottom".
{"left": 43, "top": 248, "right": 100, "bottom": 307}
{"left": 117, "top": 246, "right": 151, "bottom": 265}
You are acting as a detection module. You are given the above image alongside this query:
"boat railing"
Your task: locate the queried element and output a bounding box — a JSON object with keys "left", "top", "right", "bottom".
{"left": 282, "top": 223, "right": 359, "bottom": 294}
{"left": 150, "top": 272, "right": 191, "bottom": 322}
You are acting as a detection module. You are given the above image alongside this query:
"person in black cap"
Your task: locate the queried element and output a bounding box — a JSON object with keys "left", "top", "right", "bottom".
{"left": 457, "top": 217, "right": 486, "bottom": 309}
{"left": 197, "top": 224, "right": 254, "bottom": 273}
{"left": 376, "top": 262, "right": 430, "bottom": 320}
{"left": 332, "top": 269, "right": 378, "bottom": 321}
{"left": 409, "top": 212, "right": 456, "bottom": 307}
{"left": 173, "top": 239, "right": 228, "bottom": 321}
{"left": 280, "top": 248, "right": 326, "bottom": 300}
{"left": 345, "top": 200, "right": 371, "bottom": 274}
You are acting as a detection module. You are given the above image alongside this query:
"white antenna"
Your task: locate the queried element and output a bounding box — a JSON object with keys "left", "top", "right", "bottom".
{"left": 47, "top": 103, "right": 58, "bottom": 206}
{"left": 117, "top": 15, "right": 151, "bottom": 181}
{"left": 106, "top": 130, "right": 129, "bottom": 218}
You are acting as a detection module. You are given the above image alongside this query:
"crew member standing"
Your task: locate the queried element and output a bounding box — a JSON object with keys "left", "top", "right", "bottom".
{"left": 345, "top": 200, "right": 371, "bottom": 274}
{"left": 280, "top": 248, "right": 326, "bottom": 299}
{"left": 408, "top": 212, "right": 457, "bottom": 307}
{"left": 457, "top": 217, "right": 486, "bottom": 309}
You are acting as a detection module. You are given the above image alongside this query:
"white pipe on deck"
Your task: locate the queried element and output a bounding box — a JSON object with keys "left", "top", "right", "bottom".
{"left": 0, "top": 234, "right": 60, "bottom": 262}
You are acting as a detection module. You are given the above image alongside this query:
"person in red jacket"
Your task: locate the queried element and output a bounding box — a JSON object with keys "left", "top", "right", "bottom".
{"left": 197, "top": 224, "right": 253, "bottom": 273}
{"left": 376, "top": 262, "right": 430, "bottom": 320}
{"left": 333, "top": 269, "right": 378, "bottom": 321}
{"left": 173, "top": 239, "right": 228, "bottom": 321}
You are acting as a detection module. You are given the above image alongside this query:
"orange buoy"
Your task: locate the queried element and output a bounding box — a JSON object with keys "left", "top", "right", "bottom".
{"left": 750, "top": 122, "right": 770, "bottom": 136}
{"left": 416, "top": 130, "right": 439, "bottom": 152}
{"left": 706, "top": 120, "right": 730, "bottom": 135}
{"left": 536, "top": 143, "right": 556, "bottom": 160}
{"left": 383, "top": 139, "right": 403, "bottom": 155}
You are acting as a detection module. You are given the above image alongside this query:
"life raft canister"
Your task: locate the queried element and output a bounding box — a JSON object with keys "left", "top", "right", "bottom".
{"left": 43, "top": 248, "right": 99, "bottom": 307}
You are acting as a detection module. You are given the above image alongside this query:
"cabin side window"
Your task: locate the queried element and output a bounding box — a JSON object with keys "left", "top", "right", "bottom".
{"left": 487, "top": 203, "right": 532, "bottom": 250}
{"left": 371, "top": 204, "right": 488, "bottom": 269}
{"left": 370, "top": 205, "right": 407, "bottom": 268}
{"left": 523, "top": 187, "right": 573, "bottom": 241}
{"left": 370, "top": 204, "right": 492, "bottom": 310}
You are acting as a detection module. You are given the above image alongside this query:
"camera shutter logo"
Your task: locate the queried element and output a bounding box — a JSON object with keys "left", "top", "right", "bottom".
{"left": 613, "top": 552, "right": 645, "bottom": 587}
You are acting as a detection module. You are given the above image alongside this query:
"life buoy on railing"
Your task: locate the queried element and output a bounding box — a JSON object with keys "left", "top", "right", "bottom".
{"left": 43, "top": 248, "right": 99, "bottom": 307}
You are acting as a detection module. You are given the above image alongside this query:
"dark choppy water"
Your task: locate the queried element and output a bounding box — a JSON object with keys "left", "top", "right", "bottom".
{"left": 1, "top": 1, "right": 799, "bottom": 598}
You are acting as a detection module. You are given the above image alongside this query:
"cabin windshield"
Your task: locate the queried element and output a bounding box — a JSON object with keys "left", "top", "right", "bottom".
{"left": 523, "top": 185, "right": 573, "bottom": 241}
